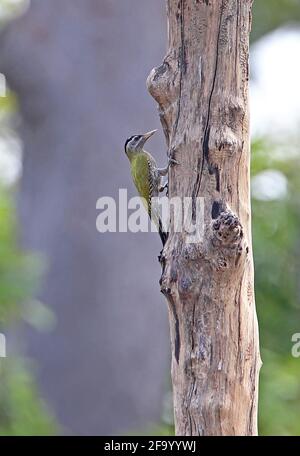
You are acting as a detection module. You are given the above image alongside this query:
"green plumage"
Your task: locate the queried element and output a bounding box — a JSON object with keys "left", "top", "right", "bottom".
{"left": 125, "top": 130, "right": 168, "bottom": 245}
{"left": 128, "top": 151, "right": 157, "bottom": 216}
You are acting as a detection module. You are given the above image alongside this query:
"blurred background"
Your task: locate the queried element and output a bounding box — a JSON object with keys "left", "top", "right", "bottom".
{"left": 0, "top": 0, "right": 299, "bottom": 436}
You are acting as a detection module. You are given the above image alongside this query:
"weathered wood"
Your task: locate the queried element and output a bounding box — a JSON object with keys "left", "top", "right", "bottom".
{"left": 147, "top": 0, "right": 261, "bottom": 436}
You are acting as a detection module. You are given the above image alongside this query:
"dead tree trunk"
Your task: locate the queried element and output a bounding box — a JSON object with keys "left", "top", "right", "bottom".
{"left": 147, "top": 0, "right": 261, "bottom": 436}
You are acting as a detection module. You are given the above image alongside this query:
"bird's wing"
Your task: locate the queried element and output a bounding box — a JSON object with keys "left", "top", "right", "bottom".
{"left": 131, "top": 152, "right": 157, "bottom": 216}
{"left": 131, "top": 153, "right": 166, "bottom": 243}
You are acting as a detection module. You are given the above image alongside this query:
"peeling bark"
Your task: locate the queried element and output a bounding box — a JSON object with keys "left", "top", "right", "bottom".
{"left": 147, "top": 0, "right": 261, "bottom": 436}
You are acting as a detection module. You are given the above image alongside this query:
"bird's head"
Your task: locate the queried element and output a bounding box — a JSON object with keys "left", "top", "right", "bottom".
{"left": 124, "top": 129, "right": 157, "bottom": 158}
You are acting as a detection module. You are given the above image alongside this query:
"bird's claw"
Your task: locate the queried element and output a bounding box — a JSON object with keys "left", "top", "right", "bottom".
{"left": 169, "top": 158, "right": 179, "bottom": 166}
{"left": 168, "top": 148, "right": 180, "bottom": 166}
{"left": 159, "top": 181, "right": 169, "bottom": 196}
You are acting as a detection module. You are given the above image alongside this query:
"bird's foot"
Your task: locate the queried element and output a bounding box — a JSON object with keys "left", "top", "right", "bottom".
{"left": 159, "top": 181, "right": 168, "bottom": 194}
{"left": 168, "top": 148, "right": 180, "bottom": 166}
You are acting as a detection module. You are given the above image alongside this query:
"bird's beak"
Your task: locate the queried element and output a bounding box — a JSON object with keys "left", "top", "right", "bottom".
{"left": 140, "top": 129, "right": 157, "bottom": 146}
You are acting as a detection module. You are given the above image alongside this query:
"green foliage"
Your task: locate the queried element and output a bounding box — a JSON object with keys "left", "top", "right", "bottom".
{"left": 252, "top": 0, "right": 300, "bottom": 42}
{"left": 0, "top": 359, "right": 56, "bottom": 435}
{"left": 0, "top": 186, "right": 56, "bottom": 435}
{"left": 0, "top": 74, "right": 56, "bottom": 435}
{"left": 251, "top": 138, "right": 300, "bottom": 435}
{"left": 259, "top": 350, "right": 300, "bottom": 436}
{"left": 0, "top": 189, "right": 41, "bottom": 324}
{"left": 0, "top": 0, "right": 27, "bottom": 25}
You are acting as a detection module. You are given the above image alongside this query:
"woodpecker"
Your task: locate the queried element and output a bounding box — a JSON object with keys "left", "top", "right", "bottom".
{"left": 124, "top": 129, "right": 176, "bottom": 245}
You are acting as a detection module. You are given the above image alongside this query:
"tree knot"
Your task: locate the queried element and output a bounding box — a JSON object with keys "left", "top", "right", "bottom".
{"left": 147, "top": 54, "right": 180, "bottom": 107}
{"left": 210, "top": 209, "right": 248, "bottom": 270}
{"left": 212, "top": 209, "right": 243, "bottom": 248}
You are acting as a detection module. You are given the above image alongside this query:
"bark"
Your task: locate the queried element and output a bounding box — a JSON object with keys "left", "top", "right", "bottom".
{"left": 147, "top": 0, "right": 261, "bottom": 436}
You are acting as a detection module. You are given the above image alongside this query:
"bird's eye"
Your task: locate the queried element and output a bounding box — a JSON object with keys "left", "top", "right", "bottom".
{"left": 124, "top": 136, "right": 135, "bottom": 152}
{"left": 124, "top": 135, "right": 142, "bottom": 153}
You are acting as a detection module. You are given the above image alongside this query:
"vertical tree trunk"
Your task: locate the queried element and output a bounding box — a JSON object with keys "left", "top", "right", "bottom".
{"left": 147, "top": 0, "right": 261, "bottom": 436}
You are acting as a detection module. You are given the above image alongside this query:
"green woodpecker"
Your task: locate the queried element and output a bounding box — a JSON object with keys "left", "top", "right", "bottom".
{"left": 124, "top": 129, "right": 176, "bottom": 245}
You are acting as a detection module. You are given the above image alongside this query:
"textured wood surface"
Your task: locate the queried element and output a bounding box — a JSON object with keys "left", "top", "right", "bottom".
{"left": 148, "top": 0, "right": 261, "bottom": 436}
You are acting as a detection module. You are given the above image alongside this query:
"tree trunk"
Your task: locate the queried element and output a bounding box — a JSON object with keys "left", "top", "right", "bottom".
{"left": 147, "top": 0, "right": 261, "bottom": 436}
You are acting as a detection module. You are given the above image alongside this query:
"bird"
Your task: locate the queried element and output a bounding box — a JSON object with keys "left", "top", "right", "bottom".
{"left": 124, "top": 129, "right": 177, "bottom": 245}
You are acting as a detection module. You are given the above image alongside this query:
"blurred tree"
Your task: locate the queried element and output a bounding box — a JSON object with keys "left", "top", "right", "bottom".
{"left": 0, "top": 187, "right": 37, "bottom": 323}
{"left": 0, "top": 0, "right": 169, "bottom": 435}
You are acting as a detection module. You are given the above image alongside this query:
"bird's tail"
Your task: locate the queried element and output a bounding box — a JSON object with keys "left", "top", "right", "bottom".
{"left": 158, "top": 218, "right": 167, "bottom": 246}
{"left": 148, "top": 206, "right": 167, "bottom": 246}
